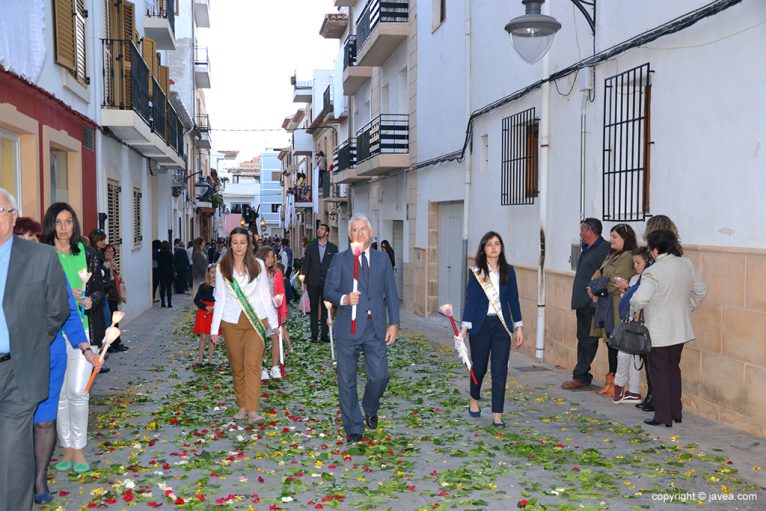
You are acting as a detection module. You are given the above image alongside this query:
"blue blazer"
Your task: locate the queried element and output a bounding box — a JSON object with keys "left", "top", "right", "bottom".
{"left": 462, "top": 265, "right": 522, "bottom": 336}
{"left": 324, "top": 248, "right": 400, "bottom": 340}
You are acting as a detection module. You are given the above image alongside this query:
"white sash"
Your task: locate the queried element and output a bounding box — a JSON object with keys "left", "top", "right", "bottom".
{"left": 471, "top": 266, "right": 514, "bottom": 339}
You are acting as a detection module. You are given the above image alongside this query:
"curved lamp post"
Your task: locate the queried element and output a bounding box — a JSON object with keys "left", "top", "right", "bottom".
{"left": 505, "top": 0, "right": 595, "bottom": 64}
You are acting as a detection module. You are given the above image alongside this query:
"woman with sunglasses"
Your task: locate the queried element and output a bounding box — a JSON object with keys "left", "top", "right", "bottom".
{"left": 587, "top": 223, "right": 637, "bottom": 397}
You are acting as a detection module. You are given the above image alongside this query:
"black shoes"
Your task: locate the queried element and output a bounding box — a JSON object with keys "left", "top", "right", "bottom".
{"left": 364, "top": 415, "right": 378, "bottom": 430}
{"left": 635, "top": 394, "right": 654, "bottom": 412}
{"left": 347, "top": 433, "right": 362, "bottom": 444}
{"left": 99, "top": 365, "right": 111, "bottom": 374}
{"left": 644, "top": 418, "right": 671, "bottom": 427}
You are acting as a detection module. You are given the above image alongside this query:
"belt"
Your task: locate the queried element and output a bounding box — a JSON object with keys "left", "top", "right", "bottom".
{"left": 0, "top": 353, "right": 10, "bottom": 363}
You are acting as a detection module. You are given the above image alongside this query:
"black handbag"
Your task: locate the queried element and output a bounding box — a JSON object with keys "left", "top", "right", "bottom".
{"left": 608, "top": 314, "right": 652, "bottom": 355}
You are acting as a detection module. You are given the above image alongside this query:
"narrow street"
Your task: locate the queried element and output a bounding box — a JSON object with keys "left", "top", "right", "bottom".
{"left": 46, "top": 298, "right": 765, "bottom": 511}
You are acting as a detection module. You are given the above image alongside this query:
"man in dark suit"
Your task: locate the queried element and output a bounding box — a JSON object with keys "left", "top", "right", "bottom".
{"left": 0, "top": 189, "right": 69, "bottom": 511}
{"left": 324, "top": 214, "right": 399, "bottom": 443}
{"left": 301, "top": 223, "right": 338, "bottom": 342}
{"left": 561, "top": 217, "right": 611, "bottom": 389}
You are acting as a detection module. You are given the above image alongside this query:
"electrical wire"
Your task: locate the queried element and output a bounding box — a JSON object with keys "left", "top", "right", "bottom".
{"left": 418, "top": 0, "right": 743, "bottom": 170}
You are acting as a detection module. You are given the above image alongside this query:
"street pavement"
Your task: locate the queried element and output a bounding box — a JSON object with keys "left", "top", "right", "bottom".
{"left": 43, "top": 295, "right": 765, "bottom": 510}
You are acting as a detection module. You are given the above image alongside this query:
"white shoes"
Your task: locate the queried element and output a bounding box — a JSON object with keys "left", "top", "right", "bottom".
{"left": 261, "top": 369, "right": 270, "bottom": 380}
{"left": 269, "top": 366, "right": 282, "bottom": 379}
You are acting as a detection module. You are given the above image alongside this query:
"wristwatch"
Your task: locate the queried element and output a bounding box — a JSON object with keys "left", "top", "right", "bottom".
{"left": 80, "top": 346, "right": 93, "bottom": 355}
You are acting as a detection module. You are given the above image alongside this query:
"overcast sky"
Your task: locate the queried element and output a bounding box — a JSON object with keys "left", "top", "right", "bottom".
{"left": 204, "top": 0, "right": 340, "bottom": 162}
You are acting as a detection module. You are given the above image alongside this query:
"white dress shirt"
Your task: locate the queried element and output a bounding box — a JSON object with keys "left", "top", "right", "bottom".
{"left": 340, "top": 248, "right": 370, "bottom": 307}
{"left": 461, "top": 268, "right": 523, "bottom": 330}
{"left": 211, "top": 259, "right": 278, "bottom": 334}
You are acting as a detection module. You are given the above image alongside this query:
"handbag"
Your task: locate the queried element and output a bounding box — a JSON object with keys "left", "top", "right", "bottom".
{"left": 608, "top": 314, "right": 652, "bottom": 355}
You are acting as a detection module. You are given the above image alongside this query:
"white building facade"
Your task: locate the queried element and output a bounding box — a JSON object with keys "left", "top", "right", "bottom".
{"left": 412, "top": 0, "right": 766, "bottom": 436}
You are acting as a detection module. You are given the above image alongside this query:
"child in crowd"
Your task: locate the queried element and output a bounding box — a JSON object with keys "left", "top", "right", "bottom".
{"left": 613, "top": 247, "right": 654, "bottom": 404}
{"left": 193, "top": 265, "right": 217, "bottom": 366}
{"left": 256, "top": 247, "right": 286, "bottom": 379}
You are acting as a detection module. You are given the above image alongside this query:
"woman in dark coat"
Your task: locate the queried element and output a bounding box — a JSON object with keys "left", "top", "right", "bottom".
{"left": 157, "top": 241, "right": 176, "bottom": 307}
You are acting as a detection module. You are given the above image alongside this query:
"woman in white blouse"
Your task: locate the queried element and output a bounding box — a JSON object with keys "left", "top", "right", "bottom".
{"left": 211, "top": 228, "right": 278, "bottom": 424}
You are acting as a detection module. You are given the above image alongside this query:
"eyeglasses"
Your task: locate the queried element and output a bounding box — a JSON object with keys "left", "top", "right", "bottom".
{"left": 0, "top": 207, "right": 17, "bottom": 215}
{"left": 350, "top": 226, "right": 370, "bottom": 234}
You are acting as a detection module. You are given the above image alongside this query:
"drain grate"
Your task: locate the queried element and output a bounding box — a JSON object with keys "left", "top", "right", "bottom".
{"left": 514, "top": 366, "right": 551, "bottom": 372}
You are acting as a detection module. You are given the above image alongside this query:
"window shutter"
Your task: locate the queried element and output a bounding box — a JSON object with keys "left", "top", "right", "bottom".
{"left": 133, "top": 188, "right": 143, "bottom": 245}
{"left": 159, "top": 65, "right": 169, "bottom": 94}
{"left": 74, "top": 0, "right": 87, "bottom": 83}
{"left": 107, "top": 180, "right": 122, "bottom": 270}
{"left": 122, "top": 1, "right": 136, "bottom": 47}
{"left": 54, "top": 0, "right": 76, "bottom": 72}
{"left": 143, "top": 37, "right": 156, "bottom": 95}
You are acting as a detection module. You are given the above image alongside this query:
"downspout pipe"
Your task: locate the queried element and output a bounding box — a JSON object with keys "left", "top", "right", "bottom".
{"left": 460, "top": 0, "right": 472, "bottom": 314}
{"left": 535, "top": 5, "right": 552, "bottom": 363}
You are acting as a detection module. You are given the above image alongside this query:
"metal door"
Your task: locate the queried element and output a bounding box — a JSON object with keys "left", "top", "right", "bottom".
{"left": 438, "top": 202, "right": 464, "bottom": 315}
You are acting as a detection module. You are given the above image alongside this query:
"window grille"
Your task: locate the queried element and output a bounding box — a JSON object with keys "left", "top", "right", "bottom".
{"left": 501, "top": 107, "right": 539, "bottom": 205}
{"left": 107, "top": 180, "right": 122, "bottom": 270}
{"left": 133, "top": 188, "right": 143, "bottom": 246}
{"left": 602, "top": 63, "right": 653, "bottom": 221}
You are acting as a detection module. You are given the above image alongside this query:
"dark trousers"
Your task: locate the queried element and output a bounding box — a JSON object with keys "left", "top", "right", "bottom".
{"left": 648, "top": 343, "right": 684, "bottom": 426}
{"left": 0, "top": 362, "right": 36, "bottom": 511}
{"left": 607, "top": 345, "right": 618, "bottom": 374}
{"left": 152, "top": 268, "right": 159, "bottom": 300}
{"left": 175, "top": 269, "right": 188, "bottom": 294}
{"left": 572, "top": 305, "right": 600, "bottom": 384}
{"left": 308, "top": 283, "right": 328, "bottom": 341}
{"left": 469, "top": 316, "right": 511, "bottom": 413}
{"left": 284, "top": 267, "right": 295, "bottom": 302}
{"left": 336, "top": 321, "right": 390, "bottom": 436}
{"left": 159, "top": 277, "right": 173, "bottom": 306}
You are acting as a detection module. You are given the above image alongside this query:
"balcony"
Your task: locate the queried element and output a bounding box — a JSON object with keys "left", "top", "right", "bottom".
{"left": 290, "top": 185, "right": 313, "bottom": 208}
{"left": 356, "top": 0, "right": 408, "bottom": 67}
{"left": 323, "top": 176, "right": 349, "bottom": 202}
{"left": 193, "top": 0, "right": 211, "bottom": 28}
{"left": 355, "top": 114, "right": 409, "bottom": 176}
{"left": 144, "top": 0, "right": 176, "bottom": 50}
{"left": 100, "top": 39, "right": 184, "bottom": 167}
{"left": 320, "top": 12, "right": 348, "bottom": 39}
{"left": 321, "top": 84, "right": 334, "bottom": 119}
{"left": 342, "top": 35, "right": 372, "bottom": 95}
{"left": 334, "top": 0, "right": 356, "bottom": 6}
{"left": 195, "top": 114, "right": 211, "bottom": 149}
{"left": 293, "top": 79, "right": 313, "bottom": 103}
{"left": 331, "top": 138, "right": 368, "bottom": 184}
{"left": 292, "top": 130, "right": 313, "bottom": 156}
{"left": 194, "top": 46, "right": 211, "bottom": 88}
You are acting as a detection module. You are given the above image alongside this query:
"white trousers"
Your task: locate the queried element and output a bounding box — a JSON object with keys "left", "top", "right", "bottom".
{"left": 57, "top": 340, "right": 93, "bottom": 449}
{"left": 614, "top": 350, "right": 642, "bottom": 393}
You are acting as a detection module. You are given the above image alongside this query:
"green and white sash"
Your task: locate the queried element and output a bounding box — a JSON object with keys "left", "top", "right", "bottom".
{"left": 470, "top": 266, "right": 514, "bottom": 339}
{"left": 226, "top": 273, "right": 268, "bottom": 346}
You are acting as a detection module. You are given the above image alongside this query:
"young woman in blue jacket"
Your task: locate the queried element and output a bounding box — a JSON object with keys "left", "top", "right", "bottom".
{"left": 458, "top": 231, "right": 524, "bottom": 427}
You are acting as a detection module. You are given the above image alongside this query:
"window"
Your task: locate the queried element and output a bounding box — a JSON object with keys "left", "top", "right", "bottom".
{"left": 50, "top": 149, "right": 69, "bottom": 203}
{"left": 107, "top": 180, "right": 122, "bottom": 268}
{"left": 432, "top": 0, "right": 446, "bottom": 29}
{"left": 0, "top": 130, "right": 20, "bottom": 200}
{"left": 602, "top": 63, "right": 653, "bottom": 221}
{"left": 133, "top": 188, "right": 143, "bottom": 246}
{"left": 54, "top": 0, "right": 88, "bottom": 85}
{"left": 271, "top": 204, "right": 280, "bottom": 213}
{"left": 500, "top": 107, "right": 539, "bottom": 205}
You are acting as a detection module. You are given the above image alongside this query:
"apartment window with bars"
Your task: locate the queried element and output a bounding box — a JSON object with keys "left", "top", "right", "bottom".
{"left": 133, "top": 188, "right": 143, "bottom": 247}
{"left": 107, "top": 180, "right": 122, "bottom": 270}
{"left": 501, "top": 108, "right": 539, "bottom": 205}
{"left": 602, "top": 63, "right": 653, "bottom": 221}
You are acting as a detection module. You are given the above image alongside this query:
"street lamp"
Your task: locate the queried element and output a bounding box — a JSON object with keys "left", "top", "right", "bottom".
{"left": 505, "top": 0, "right": 595, "bottom": 64}
{"left": 259, "top": 217, "right": 267, "bottom": 236}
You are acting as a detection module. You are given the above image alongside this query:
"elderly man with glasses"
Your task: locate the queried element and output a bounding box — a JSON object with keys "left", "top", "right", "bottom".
{"left": 0, "top": 188, "right": 70, "bottom": 510}
{"left": 324, "top": 213, "right": 399, "bottom": 444}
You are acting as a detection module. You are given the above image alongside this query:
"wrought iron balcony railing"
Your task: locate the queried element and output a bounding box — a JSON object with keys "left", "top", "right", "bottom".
{"left": 101, "top": 39, "right": 151, "bottom": 124}
{"left": 333, "top": 139, "right": 358, "bottom": 172}
{"left": 146, "top": 0, "right": 176, "bottom": 34}
{"left": 343, "top": 34, "right": 357, "bottom": 70}
{"left": 356, "top": 0, "right": 409, "bottom": 52}
{"left": 355, "top": 114, "right": 409, "bottom": 163}
{"left": 322, "top": 84, "right": 333, "bottom": 118}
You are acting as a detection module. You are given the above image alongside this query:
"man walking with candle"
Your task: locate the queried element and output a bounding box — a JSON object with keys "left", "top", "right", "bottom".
{"left": 324, "top": 213, "right": 399, "bottom": 443}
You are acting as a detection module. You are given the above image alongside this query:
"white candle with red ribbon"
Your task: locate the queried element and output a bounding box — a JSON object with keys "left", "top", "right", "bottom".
{"left": 439, "top": 303, "right": 478, "bottom": 384}
{"left": 350, "top": 242, "right": 363, "bottom": 335}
